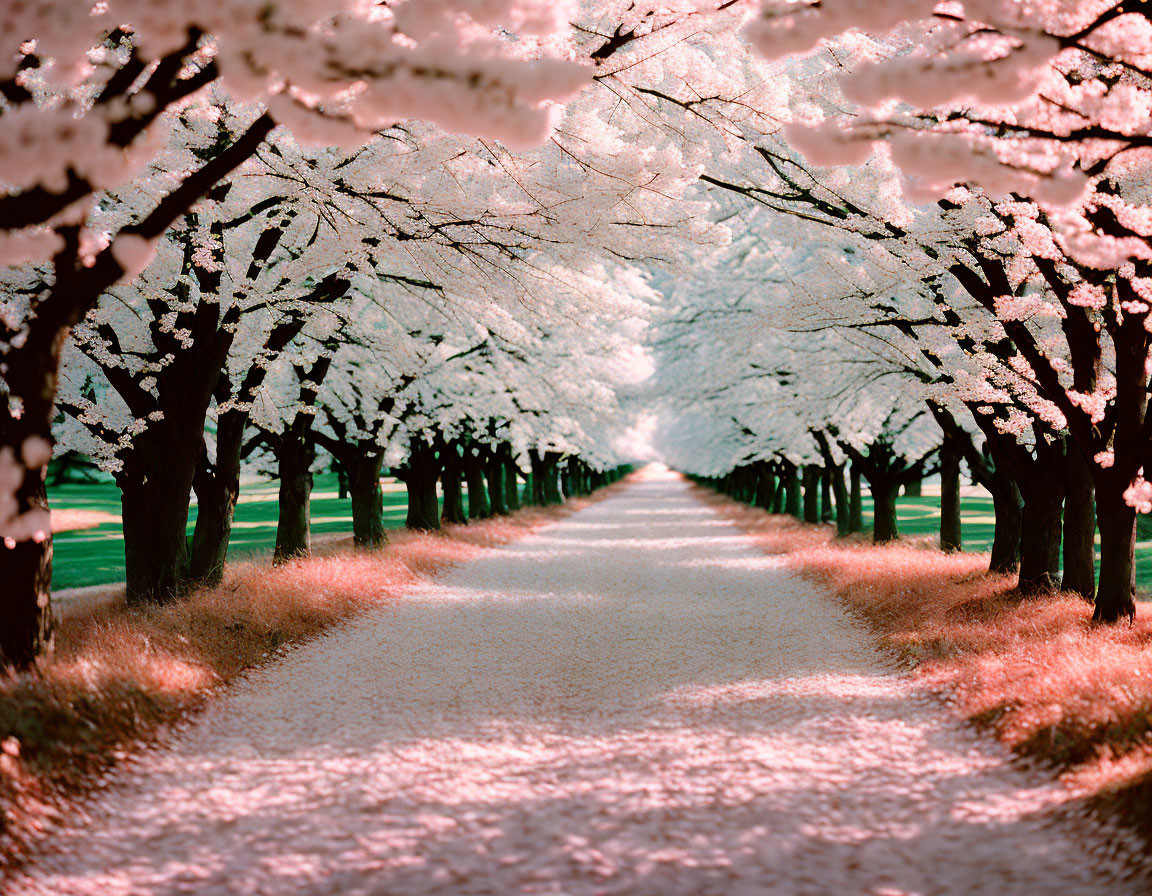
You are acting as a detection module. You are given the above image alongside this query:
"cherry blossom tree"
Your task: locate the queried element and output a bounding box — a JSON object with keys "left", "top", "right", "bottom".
{"left": 745, "top": 1, "right": 1152, "bottom": 620}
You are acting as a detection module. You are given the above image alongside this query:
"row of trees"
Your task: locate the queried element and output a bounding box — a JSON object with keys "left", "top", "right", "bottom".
{"left": 645, "top": 0, "right": 1152, "bottom": 625}
{"left": 3, "top": 1, "right": 1151, "bottom": 668}
{"left": 0, "top": 1, "right": 719, "bottom": 669}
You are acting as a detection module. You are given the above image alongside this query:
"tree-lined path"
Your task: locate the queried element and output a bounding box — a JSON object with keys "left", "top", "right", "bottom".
{"left": 9, "top": 468, "right": 1144, "bottom": 895}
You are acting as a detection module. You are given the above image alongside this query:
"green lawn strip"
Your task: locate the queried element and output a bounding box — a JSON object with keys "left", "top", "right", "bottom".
{"left": 53, "top": 475, "right": 1152, "bottom": 594}
{"left": 51, "top": 473, "right": 414, "bottom": 590}
{"left": 861, "top": 493, "right": 1152, "bottom": 595}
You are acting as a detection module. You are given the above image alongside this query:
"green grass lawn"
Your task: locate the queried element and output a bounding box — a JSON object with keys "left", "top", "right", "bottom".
{"left": 50, "top": 473, "right": 412, "bottom": 590}
{"left": 50, "top": 475, "right": 1152, "bottom": 594}
{"left": 861, "top": 488, "right": 1152, "bottom": 595}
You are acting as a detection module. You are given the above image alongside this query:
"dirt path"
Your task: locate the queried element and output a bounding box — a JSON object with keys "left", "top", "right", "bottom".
{"left": 10, "top": 469, "right": 1145, "bottom": 894}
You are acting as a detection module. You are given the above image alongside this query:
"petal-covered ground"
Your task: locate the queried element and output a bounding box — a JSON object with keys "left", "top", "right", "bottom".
{"left": 10, "top": 469, "right": 1146, "bottom": 895}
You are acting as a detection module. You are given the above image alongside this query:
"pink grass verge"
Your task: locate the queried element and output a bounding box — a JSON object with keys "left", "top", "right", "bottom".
{"left": 697, "top": 485, "right": 1152, "bottom": 851}
{"left": 0, "top": 481, "right": 628, "bottom": 872}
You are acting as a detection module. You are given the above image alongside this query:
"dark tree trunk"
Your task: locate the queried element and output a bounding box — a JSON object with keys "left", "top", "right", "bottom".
{"left": 0, "top": 472, "right": 54, "bottom": 669}
{"left": 871, "top": 479, "right": 900, "bottom": 543}
{"left": 337, "top": 467, "right": 349, "bottom": 500}
{"left": 772, "top": 469, "right": 785, "bottom": 513}
{"left": 404, "top": 439, "right": 442, "bottom": 530}
{"left": 464, "top": 451, "right": 492, "bottom": 519}
{"left": 118, "top": 434, "right": 200, "bottom": 603}
{"left": 440, "top": 445, "right": 467, "bottom": 525}
{"left": 939, "top": 434, "right": 962, "bottom": 554}
{"left": 1061, "top": 441, "right": 1096, "bottom": 602}
{"left": 989, "top": 472, "right": 1024, "bottom": 574}
{"left": 849, "top": 464, "right": 863, "bottom": 533}
{"left": 1094, "top": 488, "right": 1137, "bottom": 623}
{"left": 830, "top": 465, "right": 850, "bottom": 537}
{"left": 756, "top": 463, "right": 775, "bottom": 511}
{"left": 783, "top": 464, "right": 802, "bottom": 517}
{"left": 541, "top": 452, "right": 564, "bottom": 505}
{"left": 503, "top": 451, "right": 521, "bottom": 512}
{"left": 487, "top": 453, "right": 508, "bottom": 515}
{"left": 273, "top": 429, "right": 314, "bottom": 564}
{"left": 1017, "top": 440, "right": 1064, "bottom": 595}
{"left": 803, "top": 464, "right": 820, "bottom": 524}
{"left": 348, "top": 450, "right": 387, "bottom": 548}
{"left": 527, "top": 451, "right": 544, "bottom": 505}
{"left": 189, "top": 411, "right": 245, "bottom": 588}
{"left": 820, "top": 466, "right": 834, "bottom": 523}
{"left": 903, "top": 475, "right": 923, "bottom": 497}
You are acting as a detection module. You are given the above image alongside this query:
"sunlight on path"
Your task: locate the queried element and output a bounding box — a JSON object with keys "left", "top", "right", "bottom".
{"left": 11, "top": 467, "right": 1146, "bottom": 895}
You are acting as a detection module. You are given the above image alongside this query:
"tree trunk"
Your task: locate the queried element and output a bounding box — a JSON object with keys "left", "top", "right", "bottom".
{"left": 0, "top": 471, "right": 54, "bottom": 669}
{"left": 871, "top": 480, "right": 900, "bottom": 543}
{"left": 939, "top": 434, "right": 962, "bottom": 554}
{"left": 903, "top": 475, "right": 923, "bottom": 497}
{"left": 273, "top": 430, "right": 314, "bottom": 564}
{"left": 803, "top": 464, "right": 820, "bottom": 524}
{"left": 528, "top": 451, "right": 545, "bottom": 505}
{"left": 440, "top": 446, "right": 467, "bottom": 525}
{"left": 404, "top": 440, "right": 441, "bottom": 531}
{"left": 756, "top": 464, "right": 775, "bottom": 511}
{"left": 189, "top": 411, "right": 245, "bottom": 588}
{"left": 348, "top": 449, "right": 386, "bottom": 548}
{"left": 849, "top": 464, "right": 863, "bottom": 533}
{"left": 1094, "top": 488, "right": 1137, "bottom": 623}
{"left": 784, "top": 465, "right": 802, "bottom": 517}
{"left": 772, "top": 469, "right": 785, "bottom": 513}
{"left": 983, "top": 451, "right": 1023, "bottom": 575}
{"left": 542, "top": 452, "right": 564, "bottom": 505}
{"left": 830, "top": 465, "right": 850, "bottom": 537}
{"left": 464, "top": 451, "right": 492, "bottom": 519}
{"left": 820, "top": 466, "right": 834, "bottom": 523}
{"left": 1061, "top": 441, "right": 1096, "bottom": 602}
{"left": 1017, "top": 442, "right": 1064, "bottom": 595}
{"left": 118, "top": 436, "right": 199, "bottom": 603}
{"left": 503, "top": 451, "right": 520, "bottom": 512}
{"left": 487, "top": 453, "right": 508, "bottom": 515}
